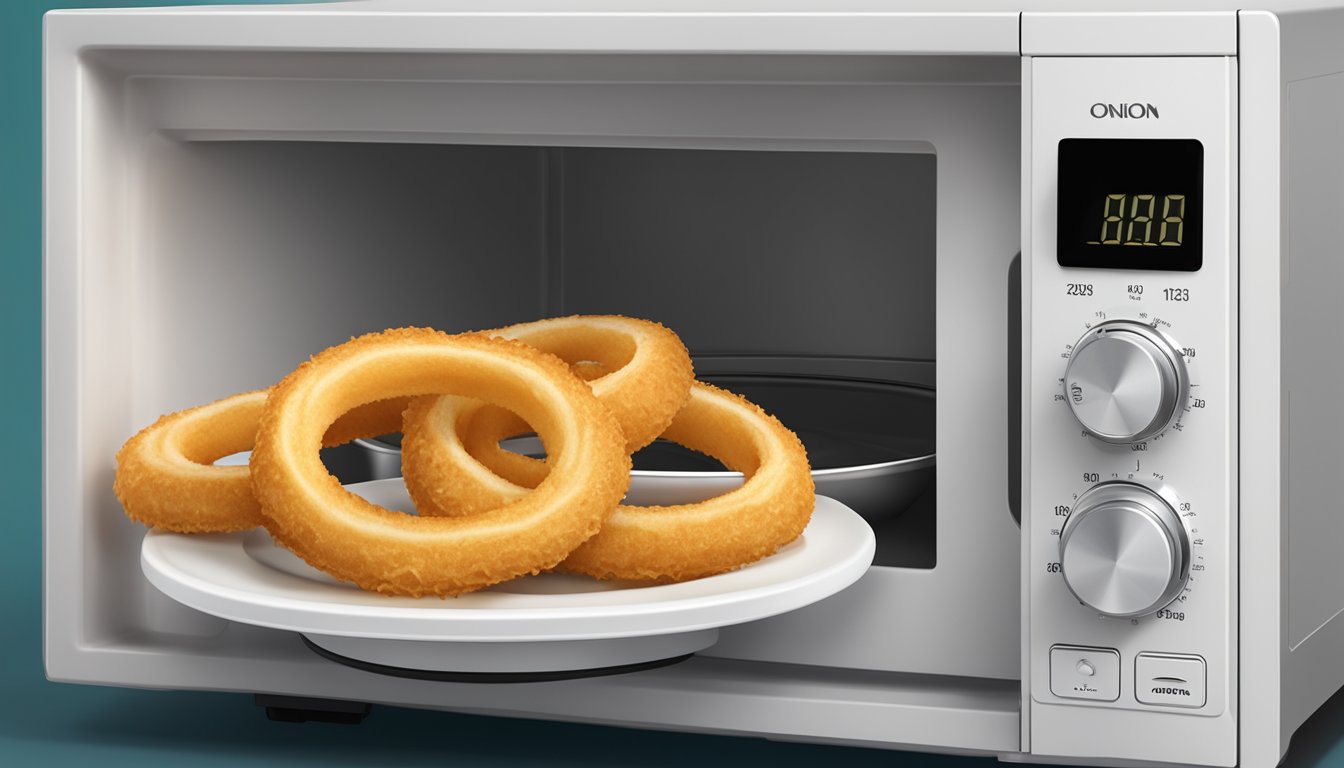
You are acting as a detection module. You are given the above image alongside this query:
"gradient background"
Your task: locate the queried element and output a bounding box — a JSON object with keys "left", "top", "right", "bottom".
{"left": 4, "top": 2, "right": 1343, "bottom": 765}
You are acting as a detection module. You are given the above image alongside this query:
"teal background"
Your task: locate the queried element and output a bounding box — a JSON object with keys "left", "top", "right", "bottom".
{"left": 3, "top": 2, "right": 1343, "bottom": 765}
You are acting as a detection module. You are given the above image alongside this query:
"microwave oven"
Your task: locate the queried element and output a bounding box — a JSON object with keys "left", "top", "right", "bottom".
{"left": 41, "top": 2, "right": 1344, "bottom": 766}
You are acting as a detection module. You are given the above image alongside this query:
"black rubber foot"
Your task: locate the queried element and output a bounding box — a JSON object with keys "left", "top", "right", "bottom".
{"left": 256, "top": 694, "right": 372, "bottom": 725}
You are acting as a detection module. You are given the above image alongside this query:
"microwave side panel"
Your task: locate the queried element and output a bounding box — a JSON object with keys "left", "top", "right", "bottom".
{"left": 1281, "top": 53, "right": 1344, "bottom": 761}
{"left": 1253, "top": 4, "right": 1344, "bottom": 763}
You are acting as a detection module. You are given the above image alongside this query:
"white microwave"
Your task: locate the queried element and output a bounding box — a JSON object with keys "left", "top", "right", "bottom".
{"left": 42, "top": 2, "right": 1344, "bottom": 766}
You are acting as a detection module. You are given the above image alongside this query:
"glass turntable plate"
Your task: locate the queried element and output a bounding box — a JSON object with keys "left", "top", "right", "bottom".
{"left": 140, "top": 478, "right": 873, "bottom": 675}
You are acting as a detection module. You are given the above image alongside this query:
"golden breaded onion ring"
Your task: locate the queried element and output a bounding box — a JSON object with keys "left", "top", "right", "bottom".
{"left": 114, "top": 391, "right": 408, "bottom": 533}
{"left": 456, "top": 315, "right": 694, "bottom": 486}
{"left": 402, "top": 381, "right": 815, "bottom": 582}
{"left": 249, "top": 328, "right": 631, "bottom": 597}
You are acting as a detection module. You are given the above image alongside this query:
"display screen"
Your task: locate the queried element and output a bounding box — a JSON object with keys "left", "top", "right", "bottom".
{"left": 1057, "top": 138, "right": 1203, "bottom": 271}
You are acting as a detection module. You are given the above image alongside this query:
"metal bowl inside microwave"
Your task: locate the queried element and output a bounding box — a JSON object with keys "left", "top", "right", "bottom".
{"left": 322, "top": 375, "right": 935, "bottom": 523}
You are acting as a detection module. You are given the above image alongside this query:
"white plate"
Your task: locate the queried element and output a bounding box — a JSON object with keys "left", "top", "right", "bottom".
{"left": 141, "top": 479, "right": 873, "bottom": 674}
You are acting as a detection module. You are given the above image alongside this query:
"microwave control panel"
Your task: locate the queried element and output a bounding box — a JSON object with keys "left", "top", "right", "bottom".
{"left": 1025, "top": 56, "right": 1238, "bottom": 766}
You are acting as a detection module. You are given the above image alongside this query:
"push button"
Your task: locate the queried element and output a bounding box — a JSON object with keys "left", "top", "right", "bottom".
{"left": 1135, "top": 653, "right": 1205, "bottom": 707}
{"left": 1050, "top": 645, "right": 1120, "bottom": 701}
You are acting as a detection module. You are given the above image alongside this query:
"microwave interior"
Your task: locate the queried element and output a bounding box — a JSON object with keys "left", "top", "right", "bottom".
{"left": 69, "top": 50, "right": 1022, "bottom": 682}
{"left": 143, "top": 139, "right": 939, "bottom": 565}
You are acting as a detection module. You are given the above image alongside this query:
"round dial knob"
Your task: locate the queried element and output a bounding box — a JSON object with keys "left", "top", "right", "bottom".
{"left": 1059, "top": 483, "right": 1190, "bottom": 618}
{"left": 1064, "top": 321, "right": 1187, "bottom": 444}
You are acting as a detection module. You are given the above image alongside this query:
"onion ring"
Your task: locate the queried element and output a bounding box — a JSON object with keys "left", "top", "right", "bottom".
{"left": 472, "top": 313, "right": 692, "bottom": 449}
{"left": 249, "top": 328, "right": 631, "bottom": 597}
{"left": 402, "top": 381, "right": 815, "bottom": 582}
{"left": 403, "top": 315, "right": 693, "bottom": 512}
{"left": 114, "top": 391, "right": 408, "bottom": 533}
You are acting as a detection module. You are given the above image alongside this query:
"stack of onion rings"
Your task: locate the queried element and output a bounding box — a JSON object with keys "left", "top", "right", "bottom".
{"left": 114, "top": 315, "right": 816, "bottom": 595}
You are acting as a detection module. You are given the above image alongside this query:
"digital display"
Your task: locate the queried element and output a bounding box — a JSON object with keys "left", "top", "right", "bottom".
{"left": 1057, "top": 138, "right": 1203, "bottom": 271}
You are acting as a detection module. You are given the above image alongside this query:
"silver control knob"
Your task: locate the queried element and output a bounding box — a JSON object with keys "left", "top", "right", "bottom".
{"left": 1059, "top": 483, "right": 1190, "bottom": 618}
{"left": 1064, "top": 321, "right": 1187, "bottom": 444}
